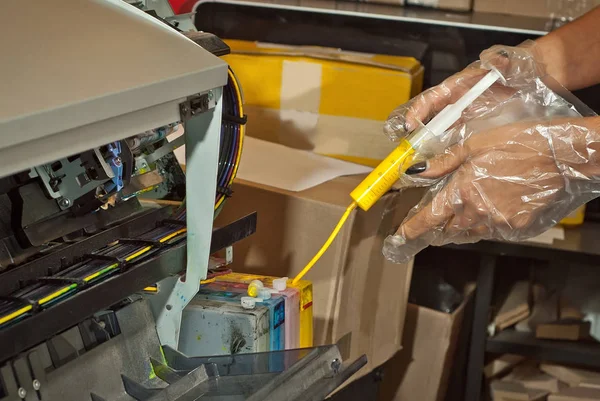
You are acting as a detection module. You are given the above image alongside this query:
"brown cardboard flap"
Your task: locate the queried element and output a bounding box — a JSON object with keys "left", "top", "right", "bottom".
{"left": 485, "top": 355, "right": 526, "bottom": 379}
{"left": 491, "top": 380, "right": 549, "bottom": 401}
{"left": 495, "top": 281, "right": 531, "bottom": 331}
{"left": 541, "top": 364, "right": 600, "bottom": 387}
{"left": 379, "top": 289, "right": 474, "bottom": 401}
{"left": 503, "top": 364, "right": 566, "bottom": 394}
{"left": 548, "top": 387, "right": 600, "bottom": 401}
{"left": 536, "top": 320, "right": 591, "bottom": 341}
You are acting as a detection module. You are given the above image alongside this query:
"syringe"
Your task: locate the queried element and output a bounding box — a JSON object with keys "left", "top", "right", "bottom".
{"left": 292, "top": 69, "right": 503, "bottom": 284}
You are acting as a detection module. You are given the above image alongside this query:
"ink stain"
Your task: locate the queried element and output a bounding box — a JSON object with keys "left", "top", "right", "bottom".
{"left": 229, "top": 323, "right": 247, "bottom": 354}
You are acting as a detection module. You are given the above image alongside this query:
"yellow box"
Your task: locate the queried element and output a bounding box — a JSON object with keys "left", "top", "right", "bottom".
{"left": 223, "top": 40, "right": 424, "bottom": 167}
{"left": 560, "top": 205, "right": 586, "bottom": 226}
{"left": 215, "top": 272, "right": 314, "bottom": 348}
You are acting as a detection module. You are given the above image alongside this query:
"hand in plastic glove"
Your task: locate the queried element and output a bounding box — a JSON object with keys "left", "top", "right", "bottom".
{"left": 383, "top": 117, "right": 600, "bottom": 263}
{"left": 383, "top": 9, "right": 600, "bottom": 262}
{"left": 384, "top": 42, "right": 543, "bottom": 141}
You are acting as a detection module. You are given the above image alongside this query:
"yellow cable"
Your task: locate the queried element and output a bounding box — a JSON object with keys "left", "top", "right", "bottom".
{"left": 0, "top": 208, "right": 189, "bottom": 326}
{"left": 0, "top": 72, "right": 239, "bottom": 325}
{"left": 0, "top": 306, "right": 33, "bottom": 326}
{"left": 215, "top": 68, "right": 245, "bottom": 211}
{"left": 227, "top": 68, "right": 245, "bottom": 184}
{"left": 292, "top": 202, "right": 357, "bottom": 285}
{"left": 158, "top": 228, "right": 187, "bottom": 243}
{"left": 38, "top": 284, "right": 77, "bottom": 304}
{"left": 2, "top": 228, "right": 188, "bottom": 322}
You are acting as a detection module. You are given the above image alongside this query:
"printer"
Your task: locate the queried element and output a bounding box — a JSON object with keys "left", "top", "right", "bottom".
{"left": 0, "top": 1, "right": 363, "bottom": 400}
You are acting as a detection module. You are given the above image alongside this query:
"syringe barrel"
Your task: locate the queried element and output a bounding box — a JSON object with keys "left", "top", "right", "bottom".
{"left": 350, "top": 138, "right": 415, "bottom": 211}
{"left": 408, "top": 69, "right": 502, "bottom": 149}
{"left": 350, "top": 69, "right": 502, "bottom": 212}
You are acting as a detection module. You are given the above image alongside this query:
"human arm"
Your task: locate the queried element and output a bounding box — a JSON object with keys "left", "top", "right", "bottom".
{"left": 535, "top": 6, "right": 600, "bottom": 91}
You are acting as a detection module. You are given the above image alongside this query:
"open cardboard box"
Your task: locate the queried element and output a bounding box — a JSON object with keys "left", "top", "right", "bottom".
{"left": 174, "top": 40, "right": 425, "bottom": 380}
{"left": 212, "top": 137, "right": 423, "bottom": 380}
{"left": 222, "top": 40, "right": 424, "bottom": 167}
{"left": 379, "top": 287, "right": 474, "bottom": 401}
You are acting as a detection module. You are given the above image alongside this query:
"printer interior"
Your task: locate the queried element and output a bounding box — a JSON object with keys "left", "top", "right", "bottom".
{"left": 0, "top": 1, "right": 364, "bottom": 400}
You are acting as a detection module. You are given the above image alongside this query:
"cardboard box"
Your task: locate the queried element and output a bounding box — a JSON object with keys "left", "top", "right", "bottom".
{"left": 474, "top": 0, "right": 597, "bottom": 19}
{"left": 582, "top": 377, "right": 600, "bottom": 390}
{"left": 407, "top": 0, "right": 472, "bottom": 12}
{"left": 495, "top": 281, "right": 531, "bottom": 331}
{"left": 503, "top": 364, "right": 566, "bottom": 394}
{"left": 541, "top": 364, "right": 600, "bottom": 387}
{"left": 491, "top": 380, "right": 549, "bottom": 401}
{"left": 377, "top": 290, "right": 472, "bottom": 401}
{"left": 215, "top": 139, "right": 423, "bottom": 378}
{"left": 536, "top": 320, "right": 592, "bottom": 341}
{"left": 549, "top": 387, "right": 600, "bottom": 401}
{"left": 223, "top": 40, "right": 424, "bottom": 167}
{"left": 485, "top": 355, "right": 526, "bottom": 379}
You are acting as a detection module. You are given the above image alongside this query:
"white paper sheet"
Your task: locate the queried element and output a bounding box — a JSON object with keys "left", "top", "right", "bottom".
{"left": 237, "top": 137, "right": 372, "bottom": 192}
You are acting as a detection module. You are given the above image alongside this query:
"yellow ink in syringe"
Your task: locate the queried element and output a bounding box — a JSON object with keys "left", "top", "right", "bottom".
{"left": 292, "top": 69, "right": 503, "bottom": 284}
{"left": 350, "top": 138, "right": 416, "bottom": 211}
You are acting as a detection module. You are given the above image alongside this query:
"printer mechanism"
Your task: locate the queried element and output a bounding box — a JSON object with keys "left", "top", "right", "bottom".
{"left": 0, "top": 1, "right": 365, "bottom": 400}
{"left": 0, "top": 122, "right": 186, "bottom": 268}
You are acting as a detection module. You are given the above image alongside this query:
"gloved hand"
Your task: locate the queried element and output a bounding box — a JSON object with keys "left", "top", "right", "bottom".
{"left": 384, "top": 117, "right": 600, "bottom": 263}
{"left": 384, "top": 41, "right": 544, "bottom": 142}
{"left": 382, "top": 42, "right": 600, "bottom": 263}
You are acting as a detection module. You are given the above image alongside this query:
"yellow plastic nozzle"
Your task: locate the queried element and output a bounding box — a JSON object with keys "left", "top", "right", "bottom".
{"left": 247, "top": 280, "right": 264, "bottom": 297}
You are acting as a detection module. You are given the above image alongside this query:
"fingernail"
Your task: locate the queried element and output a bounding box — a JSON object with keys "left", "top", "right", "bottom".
{"left": 406, "top": 161, "right": 427, "bottom": 175}
{"left": 403, "top": 121, "right": 412, "bottom": 132}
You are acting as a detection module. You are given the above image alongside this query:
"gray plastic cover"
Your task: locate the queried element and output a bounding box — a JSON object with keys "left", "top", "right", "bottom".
{"left": 0, "top": 0, "right": 227, "bottom": 178}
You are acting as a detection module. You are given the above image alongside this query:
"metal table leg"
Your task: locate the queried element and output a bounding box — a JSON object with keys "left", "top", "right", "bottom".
{"left": 465, "top": 254, "right": 496, "bottom": 401}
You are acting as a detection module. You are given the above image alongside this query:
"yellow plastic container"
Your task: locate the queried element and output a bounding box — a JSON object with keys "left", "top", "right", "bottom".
{"left": 215, "top": 272, "right": 314, "bottom": 348}
{"left": 559, "top": 205, "right": 586, "bottom": 226}
{"left": 222, "top": 40, "right": 424, "bottom": 164}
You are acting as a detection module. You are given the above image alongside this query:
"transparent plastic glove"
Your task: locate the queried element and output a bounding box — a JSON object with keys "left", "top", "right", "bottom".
{"left": 381, "top": 36, "right": 599, "bottom": 262}
{"left": 384, "top": 117, "right": 600, "bottom": 263}
{"left": 384, "top": 41, "right": 543, "bottom": 143}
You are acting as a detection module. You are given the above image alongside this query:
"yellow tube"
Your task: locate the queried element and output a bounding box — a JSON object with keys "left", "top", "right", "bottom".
{"left": 350, "top": 138, "right": 415, "bottom": 211}
{"left": 292, "top": 202, "right": 357, "bottom": 284}
{"left": 293, "top": 138, "right": 416, "bottom": 283}
{"left": 0, "top": 305, "right": 33, "bottom": 326}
